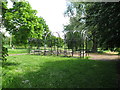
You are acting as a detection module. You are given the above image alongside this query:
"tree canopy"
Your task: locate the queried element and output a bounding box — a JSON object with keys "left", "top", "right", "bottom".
{"left": 1, "top": 0, "right": 51, "bottom": 60}
{"left": 64, "top": 2, "right": 120, "bottom": 52}
{"left": 0, "top": 0, "right": 8, "bottom": 61}
{"left": 2, "top": 1, "right": 50, "bottom": 46}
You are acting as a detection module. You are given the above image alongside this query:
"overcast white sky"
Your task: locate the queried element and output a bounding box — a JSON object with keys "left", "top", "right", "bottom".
{"left": 28, "top": 0, "right": 70, "bottom": 37}
{"left": 6, "top": 0, "right": 69, "bottom": 37}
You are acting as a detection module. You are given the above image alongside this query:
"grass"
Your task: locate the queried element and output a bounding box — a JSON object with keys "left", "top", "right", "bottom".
{"left": 2, "top": 55, "right": 117, "bottom": 88}
{"left": 8, "top": 49, "right": 28, "bottom": 54}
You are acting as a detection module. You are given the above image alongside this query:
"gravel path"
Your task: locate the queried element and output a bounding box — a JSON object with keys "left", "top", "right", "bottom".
{"left": 89, "top": 53, "right": 120, "bottom": 61}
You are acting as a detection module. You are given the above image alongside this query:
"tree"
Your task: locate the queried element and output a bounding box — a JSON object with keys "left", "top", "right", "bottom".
{"left": 0, "top": 0, "right": 8, "bottom": 61}
{"left": 0, "top": 32, "right": 8, "bottom": 61}
{"left": 1, "top": 0, "right": 51, "bottom": 55}
{"left": 3, "top": 1, "right": 47, "bottom": 47}
{"left": 64, "top": 2, "right": 120, "bottom": 52}
{"left": 85, "top": 2, "right": 120, "bottom": 51}
{"left": 64, "top": 2, "right": 98, "bottom": 52}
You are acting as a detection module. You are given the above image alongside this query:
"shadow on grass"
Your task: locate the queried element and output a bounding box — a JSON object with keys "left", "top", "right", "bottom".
{"left": 3, "top": 58, "right": 117, "bottom": 88}
{"left": 116, "top": 58, "right": 120, "bottom": 88}
{"left": 2, "top": 62, "right": 20, "bottom": 67}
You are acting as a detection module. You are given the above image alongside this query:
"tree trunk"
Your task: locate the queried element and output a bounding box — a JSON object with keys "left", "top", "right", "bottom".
{"left": 92, "top": 32, "right": 97, "bottom": 53}
{"left": 72, "top": 47, "right": 74, "bottom": 57}
{"left": 24, "top": 45, "right": 27, "bottom": 49}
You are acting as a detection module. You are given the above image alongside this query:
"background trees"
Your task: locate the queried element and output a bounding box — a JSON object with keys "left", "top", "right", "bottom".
{"left": 85, "top": 2, "right": 120, "bottom": 51}
{"left": 64, "top": 2, "right": 120, "bottom": 52}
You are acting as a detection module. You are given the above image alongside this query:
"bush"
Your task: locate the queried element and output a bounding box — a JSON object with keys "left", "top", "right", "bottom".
{"left": 114, "top": 48, "right": 120, "bottom": 55}
{"left": 97, "top": 51, "right": 103, "bottom": 53}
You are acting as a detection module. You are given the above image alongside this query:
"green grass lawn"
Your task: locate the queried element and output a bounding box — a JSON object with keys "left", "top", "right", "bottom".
{"left": 3, "top": 45, "right": 28, "bottom": 54}
{"left": 8, "top": 49, "right": 28, "bottom": 54}
{"left": 2, "top": 55, "right": 117, "bottom": 88}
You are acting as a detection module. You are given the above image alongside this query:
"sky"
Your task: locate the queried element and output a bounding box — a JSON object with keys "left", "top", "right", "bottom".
{"left": 27, "top": 0, "right": 69, "bottom": 37}
{"left": 6, "top": 0, "right": 70, "bottom": 37}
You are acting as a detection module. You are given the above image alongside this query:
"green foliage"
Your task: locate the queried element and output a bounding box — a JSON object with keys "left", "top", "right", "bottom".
{"left": 28, "top": 33, "right": 64, "bottom": 49}
{"left": 64, "top": 2, "right": 92, "bottom": 51}
{"left": 3, "top": 1, "right": 49, "bottom": 46}
{"left": 56, "top": 37, "right": 64, "bottom": 48}
{"left": 1, "top": 1, "right": 8, "bottom": 61}
{"left": 1, "top": 46, "right": 8, "bottom": 61}
{"left": 0, "top": 32, "right": 8, "bottom": 61}
{"left": 2, "top": 36, "right": 10, "bottom": 45}
{"left": 1, "top": 1, "right": 8, "bottom": 16}
{"left": 64, "top": 2, "right": 120, "bottom": 51}
{"left": 64, "top": 31, "right": 84, "bottom": 50}
{"left": 115, "top": 48, "right": 120, "bottom": 55}
{"left": 85, "top": 2, "right": 120, "bottom": 49}
{"left": 46, "top": 35, "right": 64, "bottom": 48}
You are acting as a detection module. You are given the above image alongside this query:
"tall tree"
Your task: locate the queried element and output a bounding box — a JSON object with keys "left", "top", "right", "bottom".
{"left": 64, "top": 2, "right": 120, "bottom": 52}
{"left": 0, "top": 0, "right": 8, "bottom": 61}
{"left": 3, "top": 1, "right": 48, "bottom": 47}
{"left": 85, "top": 2, "right": 120, "bottom": 50}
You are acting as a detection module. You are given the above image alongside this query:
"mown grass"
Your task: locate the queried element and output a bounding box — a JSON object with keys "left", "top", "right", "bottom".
{"left": 2, "top": 55, "right": 117, "bottom": 88}
{"left": 8, "top": 49, "right": 28, "bottom": 54}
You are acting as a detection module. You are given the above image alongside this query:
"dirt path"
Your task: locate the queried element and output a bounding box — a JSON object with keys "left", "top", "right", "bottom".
{"left": 89, "top": 53, "right": 120, "bottom": 61}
